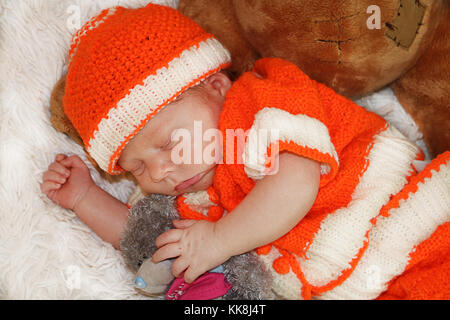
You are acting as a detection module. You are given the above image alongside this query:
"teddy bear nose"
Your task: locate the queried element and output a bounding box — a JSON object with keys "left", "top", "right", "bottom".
{"left": 134, "top": 276, "right": 147, "bottom": 289}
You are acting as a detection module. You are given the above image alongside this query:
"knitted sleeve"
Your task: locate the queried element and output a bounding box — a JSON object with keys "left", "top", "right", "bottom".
{"left": 236, "top": 58, "right": 339, "bottom": 187}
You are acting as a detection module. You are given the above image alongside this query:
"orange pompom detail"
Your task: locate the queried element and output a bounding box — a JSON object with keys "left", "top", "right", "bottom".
{"left": 207, "top": 186, "right": 220, "bottom": 204}
{"left": 256, "top": 245, "right": 272, "bottom": 255}
{"left": 273, "top": 257, "right": 290, "bottom": 274}
{"left": 207, "top": 206, "right": 224, "bottom": 220}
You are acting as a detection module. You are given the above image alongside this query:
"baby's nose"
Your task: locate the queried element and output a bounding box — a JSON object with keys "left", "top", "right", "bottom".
{"left": 148, "top": 161, "right": 174, "bottom": 183}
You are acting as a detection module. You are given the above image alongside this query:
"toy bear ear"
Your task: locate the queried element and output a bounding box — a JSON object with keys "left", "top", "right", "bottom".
{"left": 49, "top": 75, "right": 84, "bottom": 147}
{"left": 48, "top": 75, "right": 135, "bottom": 183}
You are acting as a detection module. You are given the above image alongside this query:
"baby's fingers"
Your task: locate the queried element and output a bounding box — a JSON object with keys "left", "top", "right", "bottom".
{"left": 184, "top": 266, "right": 202, "bottom": 284}
{"left": 55, "top": 154, "right": 67, "bottom": 162}
{"left": 155, "top": 228, "right": 183, "bottom": 248}
{"left": 40, "top": 180, "right": 62, "bottom": 196}
{"left": 59, "top": 155, "right": 87, "bottom": 170}
{"left": 43, "top": 169, "right": 68, "bottom": 185}
{"left": 171, "top": 257, "right": 189, "bottom": 278}
{"left": 152, "top": 243, "right": 182, "bottom": 263}
{"left": 172, "top": 219, "right": 196, "bottom": 229}
{"left": 49, "top": 161, "right": 71, "bottom": 177}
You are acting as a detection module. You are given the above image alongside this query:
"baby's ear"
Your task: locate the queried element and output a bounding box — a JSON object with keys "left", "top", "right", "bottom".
{"left": 205, "top": 72, "right": 232, "bottom": 97}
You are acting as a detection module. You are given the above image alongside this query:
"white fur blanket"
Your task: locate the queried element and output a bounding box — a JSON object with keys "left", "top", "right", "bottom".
{"left": 0, "top": 0, "right": 427, "bottom": 299}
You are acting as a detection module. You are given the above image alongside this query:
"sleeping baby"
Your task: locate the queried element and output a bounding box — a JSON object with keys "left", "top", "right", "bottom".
{"left": 41, "top": 3, "right": 450, "bottom": 299}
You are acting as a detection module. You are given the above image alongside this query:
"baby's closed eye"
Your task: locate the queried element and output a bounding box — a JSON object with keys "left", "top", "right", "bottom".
{"left": 161, "top": 138, "right": 173, "bottom": 150}
{"left": 163, "top": 132, "right": 182, "bottom": 150}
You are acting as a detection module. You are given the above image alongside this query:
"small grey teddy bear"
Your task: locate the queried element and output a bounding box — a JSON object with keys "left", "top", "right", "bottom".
{"left": 120, "top": 193, "right": 274, "bottom": 299}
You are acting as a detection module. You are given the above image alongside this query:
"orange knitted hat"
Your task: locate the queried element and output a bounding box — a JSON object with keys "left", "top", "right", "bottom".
{"left": 63, "top": 3, "right": 231, "bottom": 174}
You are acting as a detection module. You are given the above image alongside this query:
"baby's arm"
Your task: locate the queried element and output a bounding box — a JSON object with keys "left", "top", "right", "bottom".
{"left": 153, "top": 152, "right": 320, "bottom": 283}
{"left": 72, "top": 184, "right": 129, "bottom": 250}
{"left": 216, "top": 152, "right": 320, "bottom": 257}
{"left": 41, "top": 154, "right": 128, "bottom": 250}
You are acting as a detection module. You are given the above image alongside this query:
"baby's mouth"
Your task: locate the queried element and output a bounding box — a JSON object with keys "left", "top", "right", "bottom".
{"left": 175, "top": 172, "right": 205, "bottom": 192}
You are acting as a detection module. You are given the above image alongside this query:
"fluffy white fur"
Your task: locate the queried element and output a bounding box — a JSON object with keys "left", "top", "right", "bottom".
{"left": 0, "top": 0, "right": 177, "bottom": 300}
{"left": 0, "top": 0, "right": 425, "bottom": 299}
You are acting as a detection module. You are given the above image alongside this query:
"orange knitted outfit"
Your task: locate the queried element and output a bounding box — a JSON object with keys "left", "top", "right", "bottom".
{"left": 176, "top": 58, "right": 450, "bottom": 300}
{"left": 376, "top": 153, "right": 450, "bottom": 300}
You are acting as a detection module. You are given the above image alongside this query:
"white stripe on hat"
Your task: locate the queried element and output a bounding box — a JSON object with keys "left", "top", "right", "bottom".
{"left": 69, "top": 7, "right": 118, "bottom": 63}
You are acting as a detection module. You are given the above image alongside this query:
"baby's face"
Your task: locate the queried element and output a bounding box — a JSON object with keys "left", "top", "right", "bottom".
{"left": 118, "top": 72, "right": 231, "bottom": 196}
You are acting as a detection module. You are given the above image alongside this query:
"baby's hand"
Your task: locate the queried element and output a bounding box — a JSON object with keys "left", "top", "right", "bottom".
{"left": 152, "top": 219, "right": 231, "bottom": 284}
{"left": 40, "top": 154, "right": 95, "bottom": 211}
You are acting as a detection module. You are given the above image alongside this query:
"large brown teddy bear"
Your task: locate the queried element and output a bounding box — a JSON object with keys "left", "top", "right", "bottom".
{"left": 178, "top": 0, "right": 449, "bottom": 158}
{"left": 49, "top": 0, "right": 448, "bottom": 174}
